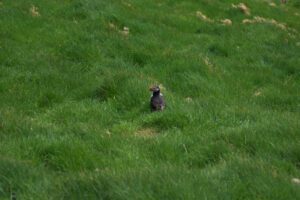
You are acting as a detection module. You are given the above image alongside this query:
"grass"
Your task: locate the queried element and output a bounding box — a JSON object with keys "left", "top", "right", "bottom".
{"left": 0, "top": 0, "right": 300, "bottom": 199}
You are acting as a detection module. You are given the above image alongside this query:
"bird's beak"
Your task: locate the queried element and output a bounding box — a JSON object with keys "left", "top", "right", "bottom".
{"left": 149, "top": 86, "right": 154, "bottom": 91}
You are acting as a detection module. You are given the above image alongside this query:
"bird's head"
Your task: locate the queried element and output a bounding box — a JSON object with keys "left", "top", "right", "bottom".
{"left": 149, "top": 85, "right": 160, "bottom": 93}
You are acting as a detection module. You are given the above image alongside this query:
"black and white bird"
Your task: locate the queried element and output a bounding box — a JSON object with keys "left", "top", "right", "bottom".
{"left": 149, "top": 85, "right": 165, "bottom": 112}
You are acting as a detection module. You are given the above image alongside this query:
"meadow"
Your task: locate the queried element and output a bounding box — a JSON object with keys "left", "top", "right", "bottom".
{"left": 0, "top": 0, "right": 300, "bottom": 199}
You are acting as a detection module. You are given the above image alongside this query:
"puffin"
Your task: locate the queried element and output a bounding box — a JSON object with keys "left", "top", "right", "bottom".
{"left": 149, "top": 85, "right": 165, "bottom": 112}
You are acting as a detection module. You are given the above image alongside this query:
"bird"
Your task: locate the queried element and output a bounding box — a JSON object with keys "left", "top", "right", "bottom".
{"left": 149, "top": 85, "right": 165, "bottom": 112}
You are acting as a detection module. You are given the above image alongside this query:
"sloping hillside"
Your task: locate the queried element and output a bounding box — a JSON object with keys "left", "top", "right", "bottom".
{"left": 0, "top": 0, "right": 300, "bottom": 199}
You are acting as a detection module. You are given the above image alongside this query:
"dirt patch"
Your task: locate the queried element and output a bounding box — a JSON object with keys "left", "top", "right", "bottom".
{"left": 135, "top": 128, "right": 158, "bottom": 138}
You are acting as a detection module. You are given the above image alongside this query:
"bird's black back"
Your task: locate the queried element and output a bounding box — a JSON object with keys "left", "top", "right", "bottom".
{"left": 150, "top": 93, "right": 165, "bottom": 111}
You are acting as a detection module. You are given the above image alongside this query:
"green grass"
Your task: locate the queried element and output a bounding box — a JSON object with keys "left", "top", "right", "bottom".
{"left": 0, "top": 0, "right": 300, "bottom": 199}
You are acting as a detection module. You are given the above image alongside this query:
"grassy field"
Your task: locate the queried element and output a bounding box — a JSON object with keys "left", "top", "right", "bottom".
{"left": 0, "top": 0, "right": 300, "bottom": 199}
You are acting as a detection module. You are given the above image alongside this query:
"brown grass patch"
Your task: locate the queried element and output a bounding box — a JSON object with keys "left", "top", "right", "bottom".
{"left": 135, "top": 128, "right": 158, "bottom": 138}
{"left": 30, "top": 5, "right": 40, "bottom": 17}
{"left": 184, "top": 97, "right": 193, "bottom": 103}
{"left": 122, "top": 2, "right": 132, "bottom": 8}
{"left": 253, "top": 90, "right": 262, "bottom": 97}
{"left": 232, "top": 3, "right": 250, "bottom": 15}
{"left": 107, "top": 23, "right": 130, "bottom": 37}
{"left": 291, "top": 178, "right": 300, "bottom": 185}
{"left": 243, "top": 16, "right": 286, "bottom": 29}
{"left": 108, "top": 22, "right": 117, "bottom": 30}
{"left": 196, "top": 11, "right": 214, "bottom": 22}
{"left": 220, "top": 19, "right": 232, "bottom": 25}
{"left": 203, "top": 56, "right": 214, "bottom": 72}
{"left": 120, "top": 26, "right": 130, "bottom": 37}
{"left": 242, "top": 16, "right": 298, "bottom": 36}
